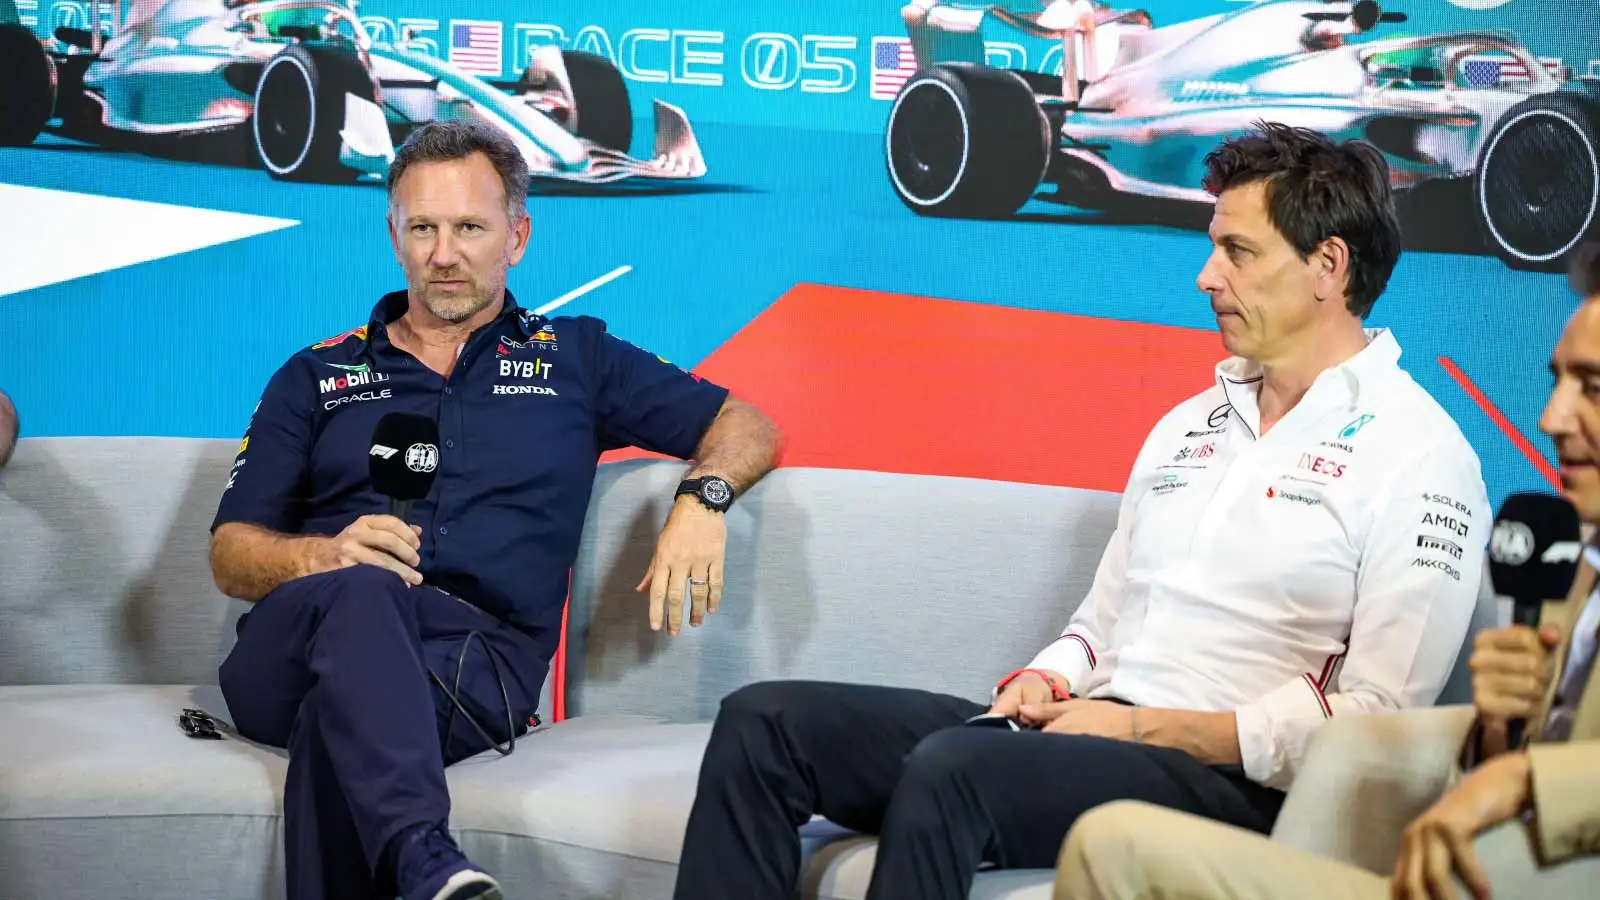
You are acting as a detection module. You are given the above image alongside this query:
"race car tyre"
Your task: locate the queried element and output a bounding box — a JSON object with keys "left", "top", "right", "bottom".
{"left": 0, "top": 24, "right": 56, "bottom": 147}
{"left": 252, "top": 44, "right": 377, "bottom": 183}
{"left": 1475, "top": 93, "right": 1600, "bottom": 272}
{"left": 562, "top": 50, "right": 632, "bottom": 153}
{"left": 885, "top": 63, "right": 1051, "bottom": 219}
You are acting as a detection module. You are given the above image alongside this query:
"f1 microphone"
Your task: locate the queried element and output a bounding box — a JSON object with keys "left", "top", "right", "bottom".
{"left": 1488, "top": 492, "right": 1581, "bottom": 626}
{"left": 1487, "top": 491, "right": 1581, "bottom": 747}
{"left": 369, "top": 412, "right": 440, "bottom": 522}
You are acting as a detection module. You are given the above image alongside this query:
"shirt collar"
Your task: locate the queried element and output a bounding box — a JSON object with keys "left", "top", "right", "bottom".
{"left": 1216, "top": 328, "right": 1401, "bottom": 430}
{"left": 364, "top": 288, "right": 528, "bottom": 355}
{"left": 1582, "top": 531, "right": 1600, "bottom": 571}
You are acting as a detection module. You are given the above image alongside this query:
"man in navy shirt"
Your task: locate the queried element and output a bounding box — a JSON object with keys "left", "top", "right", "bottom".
{"left": 209, "top": 120, "right": 781, "bottom": 900}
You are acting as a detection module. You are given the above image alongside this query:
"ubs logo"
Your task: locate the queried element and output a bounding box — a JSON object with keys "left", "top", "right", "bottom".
{"left": 1174, "top": 443, "right": 1216, "bottom": 462}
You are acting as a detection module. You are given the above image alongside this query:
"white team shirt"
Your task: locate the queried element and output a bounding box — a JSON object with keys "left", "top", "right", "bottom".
{"left": 1026, "top": 329, "right": 1490, "bottom": 789}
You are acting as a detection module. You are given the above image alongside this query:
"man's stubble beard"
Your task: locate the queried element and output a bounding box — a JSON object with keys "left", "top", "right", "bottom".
{"left": 411, "top": 269, "right": 506, "bottom": 324}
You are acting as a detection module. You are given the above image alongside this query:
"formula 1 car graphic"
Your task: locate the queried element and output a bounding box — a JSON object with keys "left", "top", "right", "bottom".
{"left": 0, "top": 0, "right": 706, "bottom": 185}
{"left": 885, "top": 0, "right": 1600, "bottom": 271}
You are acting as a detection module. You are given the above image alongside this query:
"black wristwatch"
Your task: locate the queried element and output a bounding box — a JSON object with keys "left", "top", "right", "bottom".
{"left": 677, "top": 476, "right": 735, "bottom": 513}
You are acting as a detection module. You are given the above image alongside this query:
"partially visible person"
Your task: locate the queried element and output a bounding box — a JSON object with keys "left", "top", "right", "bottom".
{"left": 1055, "top": 242, "right": 1600, "bottom": 900}
{"left": 669, "top": 122, "right": 1489, "bottom": 900}
{"left": 0, "top": 388, "right": 17, "bottom": 469}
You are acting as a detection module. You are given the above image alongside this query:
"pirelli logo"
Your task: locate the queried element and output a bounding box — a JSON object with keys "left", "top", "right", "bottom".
{"left": 1417, "top": 534, "right": 1463, "bottom": 560}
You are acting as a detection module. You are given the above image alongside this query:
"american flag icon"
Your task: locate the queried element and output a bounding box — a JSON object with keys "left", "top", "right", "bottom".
{"left": 449, "top": 20, "right": 503, "bottom": 77}
{"left": 1462, "top": 54, "right": 1563, "bottom": 87}
{"left": 870, "top": 37, "right": 918, "bottom": 100}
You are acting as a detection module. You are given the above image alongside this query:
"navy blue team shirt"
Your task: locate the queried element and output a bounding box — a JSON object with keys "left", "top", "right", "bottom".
{"left": 214, "top": 289, "right": 730, "bottom": 662}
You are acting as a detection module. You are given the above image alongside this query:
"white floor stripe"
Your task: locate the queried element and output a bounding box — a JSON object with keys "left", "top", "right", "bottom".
{"left": 0, "top": 184, "right": 300, "bottom": 297}
{"left": 534, "top": 264, "right": 632, "bottom": 315}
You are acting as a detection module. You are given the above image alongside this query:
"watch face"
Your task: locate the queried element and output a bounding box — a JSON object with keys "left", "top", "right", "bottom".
{"left": 702, "top": 478, "right": 732, "bottom": 505}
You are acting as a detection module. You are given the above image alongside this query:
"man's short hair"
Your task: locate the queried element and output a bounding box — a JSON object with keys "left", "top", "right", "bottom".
{"left": 1202, "top": 121, "right": 1403, "bottom": 320}
{"left": 387, "top": 120, "right": 530, "bottom": 221}
{"left": 1569, "top": 241, "right": 1600, "bottom": 298}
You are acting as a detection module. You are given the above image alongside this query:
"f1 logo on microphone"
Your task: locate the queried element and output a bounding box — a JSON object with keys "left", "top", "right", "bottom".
{"left": 370, "top": 444, "right": 399, "bottom": 460}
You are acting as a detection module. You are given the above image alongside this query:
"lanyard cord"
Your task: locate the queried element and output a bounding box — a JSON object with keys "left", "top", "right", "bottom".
{"left": 429, "top": 630, "right": 518, "bottom": 757}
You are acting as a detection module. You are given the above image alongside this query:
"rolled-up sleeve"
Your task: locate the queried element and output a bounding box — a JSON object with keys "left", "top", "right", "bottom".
{"left": 1236, "top": 438, "right": 1490, "bottom": 789}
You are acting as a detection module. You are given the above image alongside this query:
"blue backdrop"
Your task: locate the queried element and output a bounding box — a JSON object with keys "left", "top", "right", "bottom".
{"left": 0, "top": 0, "right": 1595, "bottom": 512}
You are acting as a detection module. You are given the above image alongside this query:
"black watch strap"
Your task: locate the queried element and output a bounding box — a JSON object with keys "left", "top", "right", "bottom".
{"left": 677, "top": 476, "right": 734, "bottom": 512}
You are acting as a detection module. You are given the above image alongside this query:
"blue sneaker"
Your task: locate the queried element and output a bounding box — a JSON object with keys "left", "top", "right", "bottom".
{"left": 393, "top": 825, "right": 503, "bottom": 900}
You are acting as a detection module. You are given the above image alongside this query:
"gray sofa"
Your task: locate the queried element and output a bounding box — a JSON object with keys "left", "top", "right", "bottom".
{"left": 0, "top": 437, "right": 1497, "bottom": 900}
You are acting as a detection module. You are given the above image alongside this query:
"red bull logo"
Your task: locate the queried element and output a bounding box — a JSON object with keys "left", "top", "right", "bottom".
{"left": 310, "top": 325, "right": 369, "bottom": 350}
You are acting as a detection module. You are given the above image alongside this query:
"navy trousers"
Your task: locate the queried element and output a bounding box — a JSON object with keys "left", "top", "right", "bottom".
{"left": 672, "top": 680, "right": 1285, "bottom": 900}
{"left": 219, "top": 566, "right": 549, "bottom": 900}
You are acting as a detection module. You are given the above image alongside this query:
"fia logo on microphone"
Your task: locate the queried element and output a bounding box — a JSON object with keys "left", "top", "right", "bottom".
{"left": 405, "top": 443, "right": 439, "bottom": 474}
{"left": 1490, "top": 519, "right": 1535, "bottom": 565}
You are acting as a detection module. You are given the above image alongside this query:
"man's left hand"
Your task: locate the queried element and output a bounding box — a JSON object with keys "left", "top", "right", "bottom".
{"left": 1018, "top": 699, "right": 1133, "bottom": 739}
{"left": 1391, "top": 751, "right": 1532, "bottom": 900}
{"left": 636, "top": 496, "right": 726, "bottom": 635}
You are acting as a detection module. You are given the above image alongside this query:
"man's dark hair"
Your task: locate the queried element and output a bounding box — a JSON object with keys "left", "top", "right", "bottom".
{"left": 1569, "top": 241, "right": 1600, "bottom": 298}
{"left": 387, "top": 120, "right": 529, "bottom": 221}
{"left": 1202, "top": 121, "right": 1402, "bottom": 319}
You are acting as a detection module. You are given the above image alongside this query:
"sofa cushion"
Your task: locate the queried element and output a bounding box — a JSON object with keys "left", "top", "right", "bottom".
{"left": 0, "top": 686, "right": 1048, "bottom": 900}
{"left": 0, "top": 684, "right": 289, "bottom": 900}
{"left": 567, "top": 461, "right": 1125, "bottom": 722}
{"left": 0, "top": 438, "right": 246, "bottom": 686}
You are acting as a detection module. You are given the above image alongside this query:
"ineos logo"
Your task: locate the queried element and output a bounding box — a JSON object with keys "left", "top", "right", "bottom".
{"left": 1489, "top": 519, "right": 1534, "bottom": 565}
{"left": 405, "top": 442, "right": 438, "bottom": 474}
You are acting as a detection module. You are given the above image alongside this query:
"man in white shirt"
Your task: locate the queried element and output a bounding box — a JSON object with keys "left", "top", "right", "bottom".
{"left": 669, "top": 122, "right": 1490, "bottom": 900}
{"left": 1054, "top": 241, "right": 1600, "bottom": 900}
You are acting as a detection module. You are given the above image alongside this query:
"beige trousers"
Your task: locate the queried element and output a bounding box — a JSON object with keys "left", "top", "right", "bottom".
{"left": 1053, "top": 799, "right": 1600, "bottom": 900}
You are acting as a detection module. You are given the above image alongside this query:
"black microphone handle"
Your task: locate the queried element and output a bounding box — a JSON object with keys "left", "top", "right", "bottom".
{"left": 390, "top": 498, "right": 413, "bottom": 522}
{"left": 1505, "top": 595, "right": 1545, "bottom": 748}
{"left": 1511, "top": 596, "right": 1543, "bottom": 628}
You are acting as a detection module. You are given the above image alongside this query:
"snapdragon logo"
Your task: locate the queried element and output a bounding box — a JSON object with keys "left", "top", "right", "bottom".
{"left": 1266, "top": 486, "right": 1321, "bottom": 507}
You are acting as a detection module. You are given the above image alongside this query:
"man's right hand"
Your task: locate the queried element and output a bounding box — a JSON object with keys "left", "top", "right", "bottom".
{"left": 990, "top": 670, "right": 1070, "bottom": 722}
{"left": 307, "top": 514, "right": 424, "bottom": 586}
{"left": 1469, "top": 624, "right": 1563, "bottom": 750}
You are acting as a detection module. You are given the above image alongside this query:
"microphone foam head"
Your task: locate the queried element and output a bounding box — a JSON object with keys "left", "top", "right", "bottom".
{"left": 369, "top": 412, "right": 440, "bottom": 502}
{"left": 1488, "top": 491, "right": 1583, "bottom": 600}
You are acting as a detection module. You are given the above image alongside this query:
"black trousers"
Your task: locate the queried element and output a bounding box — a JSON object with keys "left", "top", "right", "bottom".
{"left": 672, "top": 680, "right": 1284, "bottom": 900}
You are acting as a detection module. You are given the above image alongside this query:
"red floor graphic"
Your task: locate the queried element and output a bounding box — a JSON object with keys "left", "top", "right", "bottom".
{"left": 1438, "top": 356, "right": 1560, "bottom": 492}
{"left": 606, "top": 283, "right": 1226, "bottom": 494}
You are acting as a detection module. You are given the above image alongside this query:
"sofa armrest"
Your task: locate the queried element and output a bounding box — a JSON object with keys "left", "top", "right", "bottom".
{"left": 1271, "top": 705, "right": 1476, "bottom": 875}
